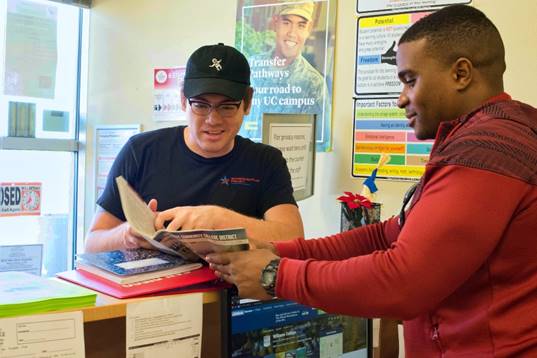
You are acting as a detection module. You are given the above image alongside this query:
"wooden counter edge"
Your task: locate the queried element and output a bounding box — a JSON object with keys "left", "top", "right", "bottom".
{"left": 80, "top": 290, "right": 220, "bottom": 322}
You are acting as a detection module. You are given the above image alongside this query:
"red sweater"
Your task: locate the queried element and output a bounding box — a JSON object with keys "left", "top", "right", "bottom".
{"left": 275, "top": 95, "right": 537, "bottom": 357}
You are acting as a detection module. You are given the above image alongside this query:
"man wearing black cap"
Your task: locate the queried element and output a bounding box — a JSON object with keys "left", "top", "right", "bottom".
{"left": 85, "top": 43, "right": 304, "bottom": 253}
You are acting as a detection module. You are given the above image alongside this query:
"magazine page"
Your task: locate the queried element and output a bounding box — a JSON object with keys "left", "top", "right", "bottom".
{"left": 115, "top": 176, "right": 158, "bottom": 242}
{"left": 116, "top": 175, "right": 249, "bottom": 261}
{"left": 152, "top": 231, "right": 200, "bottom": 261}
{"left": 154, "top": 228, "right": 248, "bottom": 258}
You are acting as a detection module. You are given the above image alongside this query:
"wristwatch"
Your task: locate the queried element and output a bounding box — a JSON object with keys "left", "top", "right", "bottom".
{"left": 260, "top": 258, "right": 280, "bottom": 297}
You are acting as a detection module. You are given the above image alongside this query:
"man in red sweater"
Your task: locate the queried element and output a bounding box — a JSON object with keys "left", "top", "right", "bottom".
{"left": 207, "top": 5, "right": 537, "bottom": 357}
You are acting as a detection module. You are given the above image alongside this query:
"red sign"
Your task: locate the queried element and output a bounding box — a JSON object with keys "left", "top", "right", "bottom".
{"left": 0, "top": 182, "right": 41, "bottom": 217}
{"left": 153, "top": 67, "right": 185, "bottom": 89}
{"left": 153, "top": 67, "right": 186, "bottom": 122}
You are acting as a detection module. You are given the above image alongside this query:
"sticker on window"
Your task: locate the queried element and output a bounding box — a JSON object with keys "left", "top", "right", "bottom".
{"left": 0, "top": 182, "right": 41, "bottom": 217}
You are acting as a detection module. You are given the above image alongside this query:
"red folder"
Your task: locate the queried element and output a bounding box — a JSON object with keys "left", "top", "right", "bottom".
{"left": 57, "top": 266, "right": 229, "bottom": 299}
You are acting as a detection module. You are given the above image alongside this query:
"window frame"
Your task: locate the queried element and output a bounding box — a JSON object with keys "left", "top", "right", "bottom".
{"left": 0, "top": 2, "right": 89, "bottom": 272}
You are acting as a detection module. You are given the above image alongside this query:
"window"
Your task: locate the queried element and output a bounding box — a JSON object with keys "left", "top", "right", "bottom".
{"left": 0, "top": 0, "right": 88, "bottom": 277}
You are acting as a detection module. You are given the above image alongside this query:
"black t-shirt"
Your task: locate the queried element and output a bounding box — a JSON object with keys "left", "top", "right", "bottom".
{"left": 97, "top": 126, "right": 296, "bottom": 221}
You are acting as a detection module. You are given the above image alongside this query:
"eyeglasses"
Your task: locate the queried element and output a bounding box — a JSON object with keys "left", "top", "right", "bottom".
{"left": 399, "top": 182, "right": 419, "bottom": 228}
{"left": 187, "top": 99, "right": 242, "bottom": 117}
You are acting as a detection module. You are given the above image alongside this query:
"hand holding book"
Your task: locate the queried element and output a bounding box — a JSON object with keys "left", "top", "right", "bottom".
{"left": 121, "top": 220, "right": 155, "bottom": 250}
{"left": 115, "top": 176, "right": 249, "bottom": 261}
{"left": 155, "top": 204, "right": 224, "bottom": 232}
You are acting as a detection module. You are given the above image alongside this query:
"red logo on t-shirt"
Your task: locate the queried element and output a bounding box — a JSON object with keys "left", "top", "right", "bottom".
{"left": 220, "top": 176, "right": 260, "bottom": 186}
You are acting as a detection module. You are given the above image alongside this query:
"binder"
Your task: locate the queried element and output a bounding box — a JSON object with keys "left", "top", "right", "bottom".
{"left": 57, "top": 266, "right": 229, "bottom": 299}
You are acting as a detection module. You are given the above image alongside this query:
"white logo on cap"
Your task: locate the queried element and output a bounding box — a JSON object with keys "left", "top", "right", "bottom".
{"left": 210, "top": 58, "right": 222, "bottom": 71}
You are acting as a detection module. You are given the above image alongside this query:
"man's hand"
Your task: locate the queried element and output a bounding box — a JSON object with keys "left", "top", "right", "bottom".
{"left": 206, "top": 249, "right": 280, "bottom": 300}
{"left": 154, "top": 205, "right": 224, "bottom": 231}
{"left": 122, "top": 199, "right": 158, "bottom": 249}
{"left": 121, "top": 222, "right": 153, "bottom": 249}
{"left": 153, "top": 203, "right": 302, "bottom": 244}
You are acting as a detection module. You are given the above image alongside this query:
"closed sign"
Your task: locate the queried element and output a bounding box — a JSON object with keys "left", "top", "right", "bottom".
{"left": 0, "top": 182, "right": 41, "bottom": 216}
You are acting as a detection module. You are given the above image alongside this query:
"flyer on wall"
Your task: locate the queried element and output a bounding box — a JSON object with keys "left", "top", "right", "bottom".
{"left": 94, "top": 125, "right": 141, "bottom": 201}
{"left": 235, "top": 0, "right": 336, "bottom": 152}
{"left": 4, "top": 0, "right": 58, "bottom": 99}
{"left": 153, "top": 67, "right": 187, "bottom": 122}
{"left": 354, "top": 10, "right": 430, "bottom": 96}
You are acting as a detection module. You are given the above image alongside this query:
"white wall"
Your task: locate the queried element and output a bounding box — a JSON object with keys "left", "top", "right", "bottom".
{"left": 84, "top": 0, "right": 537, "bottom": 240}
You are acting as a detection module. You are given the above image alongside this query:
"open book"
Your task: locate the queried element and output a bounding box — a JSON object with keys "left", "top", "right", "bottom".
{"left": 116, "top": 175, "right": 249, "bottom": 261}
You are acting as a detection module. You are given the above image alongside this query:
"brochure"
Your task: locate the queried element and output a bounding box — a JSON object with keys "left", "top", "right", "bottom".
{"left": 115, "top": 175, "right": 249, "bottom": 261}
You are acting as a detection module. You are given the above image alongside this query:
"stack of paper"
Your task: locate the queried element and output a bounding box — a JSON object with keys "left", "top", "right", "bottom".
{"left": 0, "top": 271, "right": 97, "bottom": 318}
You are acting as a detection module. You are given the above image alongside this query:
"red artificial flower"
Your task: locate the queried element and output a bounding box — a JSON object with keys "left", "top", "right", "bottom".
{"left": 337, "top": 192, "right": 373, "bottom": 209}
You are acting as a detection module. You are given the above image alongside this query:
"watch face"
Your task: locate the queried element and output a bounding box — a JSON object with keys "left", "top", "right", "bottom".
{"left": 262, "top": 269, "right": 276, "bottom": 286}
{"left": 261, "top": 262, "right": 277, "bottom": 288}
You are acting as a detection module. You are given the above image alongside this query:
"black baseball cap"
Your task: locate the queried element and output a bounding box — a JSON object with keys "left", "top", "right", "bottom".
{"left": 183, "top": 43, "right": 251, "bottom": 101}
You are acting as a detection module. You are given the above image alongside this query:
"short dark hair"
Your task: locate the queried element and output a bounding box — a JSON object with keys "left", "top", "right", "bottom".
{"left": 399, "top": 5, "right": 505, "bottom": 78}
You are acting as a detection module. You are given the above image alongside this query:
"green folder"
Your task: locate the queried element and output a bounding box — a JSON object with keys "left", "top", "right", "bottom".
{"left": 0, "top": 271, "right": 97, "bottom": 318}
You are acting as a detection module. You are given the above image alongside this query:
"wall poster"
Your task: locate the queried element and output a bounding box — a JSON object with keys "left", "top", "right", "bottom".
{"left": 353, "top": 98, "right": 433, "bottom": 179}
{"left": 94, "top": 125, "right": 141, "bottom": 202}
{"left": 353, "top": 10, "right": 429, "bottom": 180}
{"left": 4, "top": 0, "right": 58, "bottom": 99}
{"left": 352, "top": 2, "right": 473, "bottom": 180}
{"left": 153, "top": 67, "right": 186, "bottom": 122}
{"left": 235, "top": 0, "right": 336, "bottom": 152}
{"left": 354, "top": 11, "right": 429, "bottom": 96}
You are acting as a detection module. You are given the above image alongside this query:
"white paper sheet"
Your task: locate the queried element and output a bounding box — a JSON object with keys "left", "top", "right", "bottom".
{"left": 0, "top": 311, "right": 85, "bottom": 357}
{"left": 268, "top": 123, "right": 312, "bottom": 191}
{"left": 126, "top": 293, "right": 203, "bottom": 358}
{"left": 0, "top": 244, "right": 43, "bottom": 275}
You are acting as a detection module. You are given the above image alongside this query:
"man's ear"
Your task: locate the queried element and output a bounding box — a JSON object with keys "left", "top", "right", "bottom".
{"left": 180, "top": 90, "right": 187, "bottom": 111}
{"left": 243, "top": 87, "right": 254, "bottom": 115}
{"left": 452, "top": 57, "right": 473, "bottom": 91}
{"left": 307, "top": 20, "right": 314, "bottom": 33}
